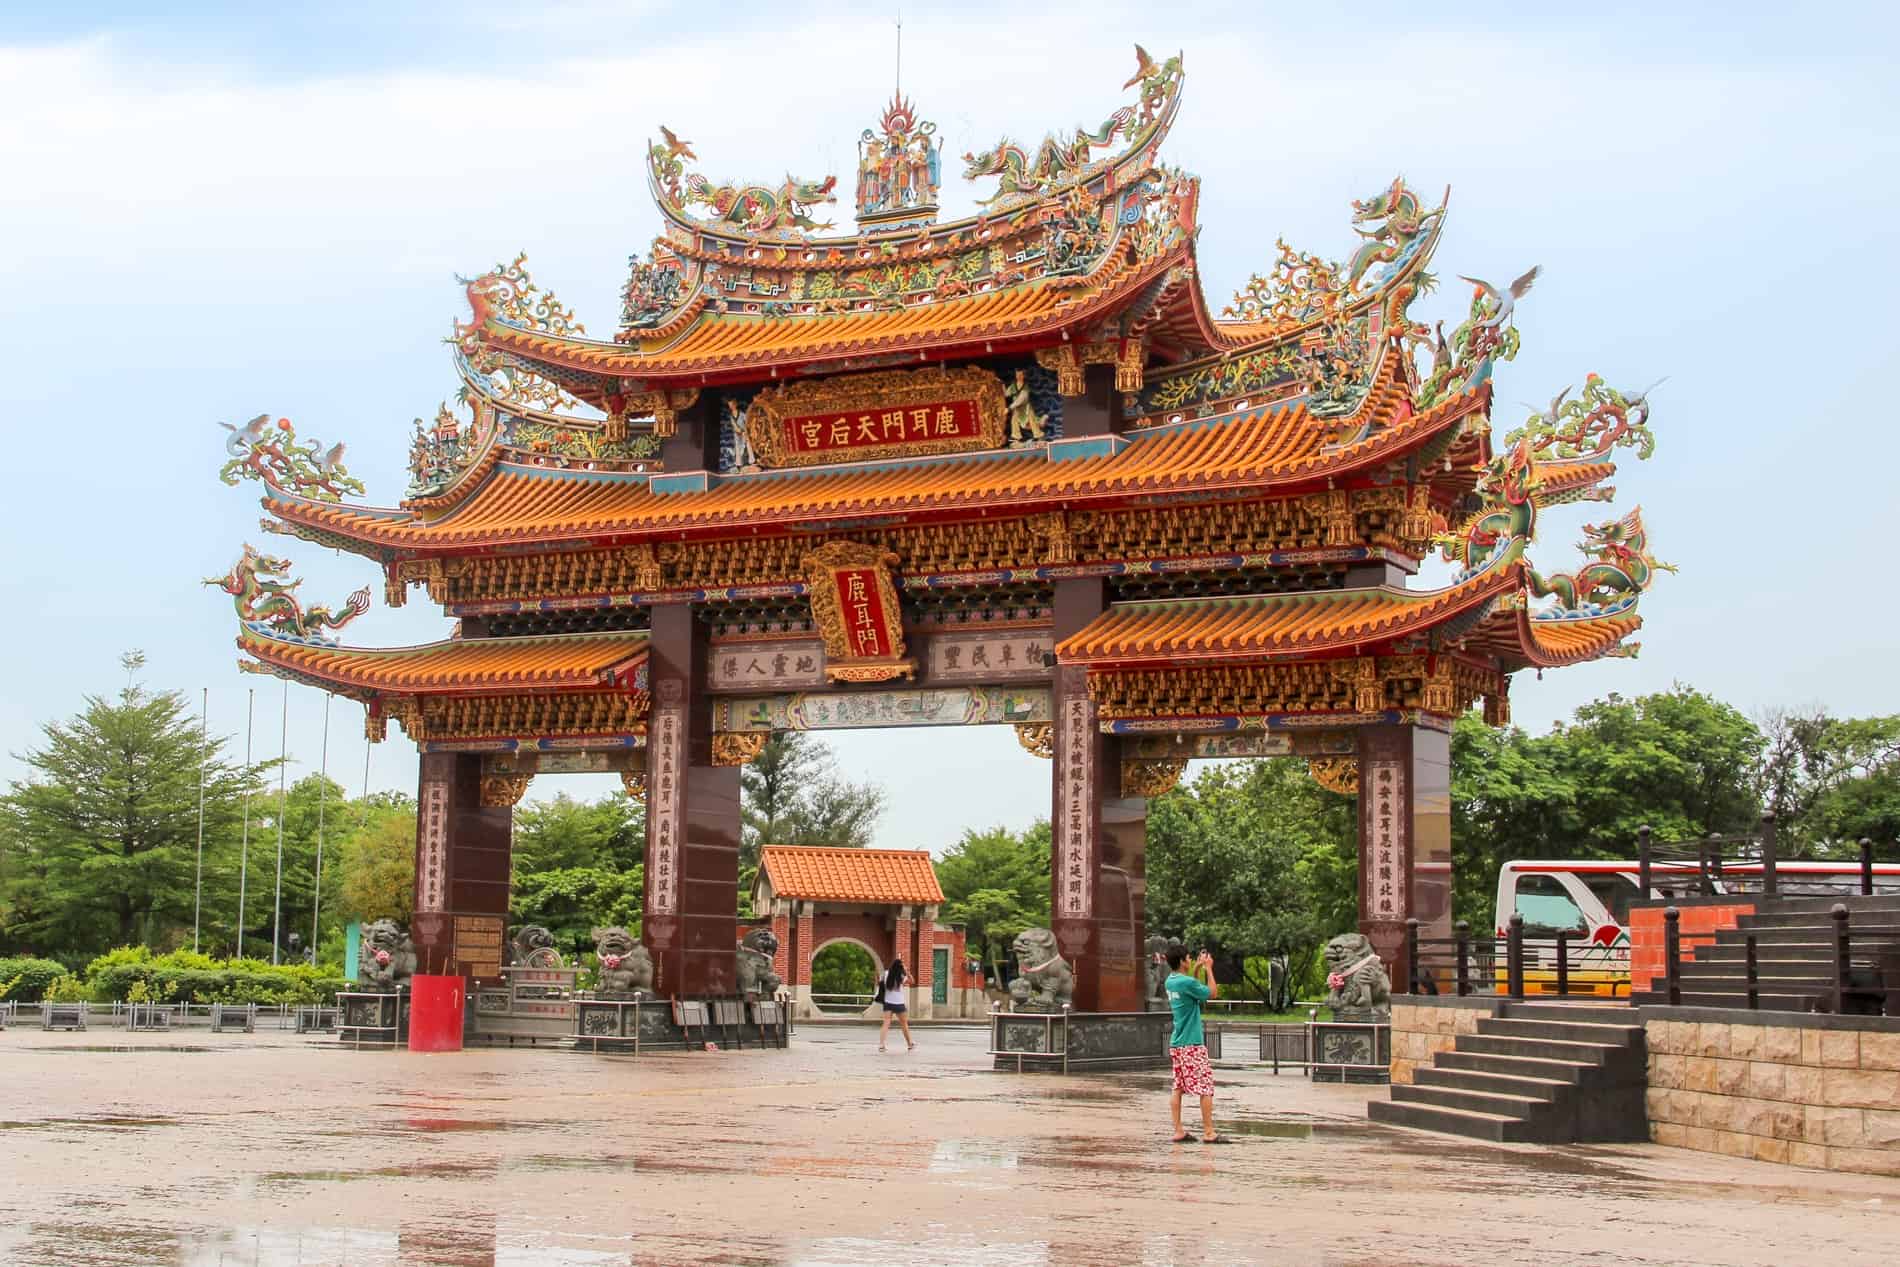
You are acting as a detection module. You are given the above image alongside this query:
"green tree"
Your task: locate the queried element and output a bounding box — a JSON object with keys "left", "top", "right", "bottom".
{"left": 1759, "top": 710, "right": 1900, "bottom": 854}
{"left": 0, "top": 653, "right": 265, "bottom": 957}
{"left": 1146, "top": 760, "right": 1343, "bottom": 995}
{"left": 335, "top": 803, "right": 416, "bottom": 926}
{"left": 513, "top": 793, "right": 643, "bottom": 872}
{"left": 739, "top": 732, "right": 885, "bottom": 868}
{"left": 511, "top": 864, "right": 644, "bottom": 958}
{"left": 937, "top": 822, "right": 1051, "bottom": 979}
{"left": 809, "top": 941, "right": 876, "bottom": 997}
{"left": 1449, "top": 713, "right": 1576, "bottom": 926}
{"left": 1551, "top": 687, "right": 1764, "bottom": 850}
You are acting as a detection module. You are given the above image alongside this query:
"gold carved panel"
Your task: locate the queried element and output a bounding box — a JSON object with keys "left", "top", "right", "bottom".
{"left": 746, "top": 366, "right": 1006, "bottom": 468}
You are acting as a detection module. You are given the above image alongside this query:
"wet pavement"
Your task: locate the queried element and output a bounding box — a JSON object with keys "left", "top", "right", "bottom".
{"left": 0, "top": 1026, "right": 1895, "bottom": 1265}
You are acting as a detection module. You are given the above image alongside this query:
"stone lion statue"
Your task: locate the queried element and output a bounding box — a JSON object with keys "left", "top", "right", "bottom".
{"left": 507, "top": 924, "right": 563, "bottom": 968}
{"left": 1007, "top": 927, "right": 1074, "bottom": 1013}
{"left": 358, "top": 919, "right": 416, "bottom": 992}
{"left": 592, "top": 927, "right": 653, "bottom": 997}
{"left": 736, "top": 928, "right": 781, "bottom": 997}
{"left": 1144, "top": 934, "right": 1171, "bottom": 1010}
{"left": 1322, "top": 932, "right": 1391, "bottom": 1017}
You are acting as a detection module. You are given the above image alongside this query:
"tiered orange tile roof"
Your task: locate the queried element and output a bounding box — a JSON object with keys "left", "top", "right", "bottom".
{"left": 758, "top": 846, "right": 944, "bottom": 904}
{"left": 268, "top": 380, "right": 1489, "bottom": 553}
{"left": 1056, "top": 566, "right": 1519, "bottom": 667}
{"left": 236, "top": 627, "right": 649, "bottom": 696}
{"left": 485, "top": 254, "right": 1170, "bottom": 392}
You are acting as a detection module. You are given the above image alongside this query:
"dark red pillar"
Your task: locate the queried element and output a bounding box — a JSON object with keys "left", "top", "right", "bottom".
{"left": 411, "top": 752, "right": 511, "bottom": 978}
{"left": 643, "top": 602, "right": 741, "bottom": 996}
{"left": 1356, "top": 723, "right": 1452, "bottom": 985}
{"left": 1050, "top": 576, "right": 1144, "bottom": 1012}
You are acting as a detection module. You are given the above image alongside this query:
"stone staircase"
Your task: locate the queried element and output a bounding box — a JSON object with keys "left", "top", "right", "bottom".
{"left": 1629, "top": 895, "right": 1900, "bottom": 1011}
{"left": 1369, "top": 1002, "right": 1647, "bottom": 1143}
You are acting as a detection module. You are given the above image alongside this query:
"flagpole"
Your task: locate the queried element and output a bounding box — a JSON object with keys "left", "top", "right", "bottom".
{"left": 193, "top": 687, "right": 208, "bottom": 954}
{"left": 271, "top": 682, "right": 289, "bottom": 965}
{"left": 311, "top": 694, "right": 331, "bottom": 963}
{"left": 236, "top": 688, "right": 254, "bottom": 959}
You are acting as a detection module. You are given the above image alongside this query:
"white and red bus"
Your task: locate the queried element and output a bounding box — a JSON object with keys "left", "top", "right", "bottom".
{"left": 1493, "top": 858, "right": 1900, "bottom": 995}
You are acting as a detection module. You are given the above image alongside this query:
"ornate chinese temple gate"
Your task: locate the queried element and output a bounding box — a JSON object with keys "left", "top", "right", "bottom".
{"left": 212, "top": 45, "right": 1665, "bottom": 1003}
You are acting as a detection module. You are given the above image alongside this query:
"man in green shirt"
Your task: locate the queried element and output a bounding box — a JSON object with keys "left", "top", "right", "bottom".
{"left": 1162, "top": 943, "right": 1225, "bottom": 1143}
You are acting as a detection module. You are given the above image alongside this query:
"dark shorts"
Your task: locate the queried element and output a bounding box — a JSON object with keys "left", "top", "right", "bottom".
{"left": 881, "top": 1001, "right": 907, "bottom": 1014}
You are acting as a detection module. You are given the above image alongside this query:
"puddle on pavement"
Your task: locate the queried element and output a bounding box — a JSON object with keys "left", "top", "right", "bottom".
{"left": 929, "top": 1138, "right": 1021, "bottom": 1172}
{"left": 0, "top": 1115, "right": 178, "bottom": 1132}
{"left": 262, "top": 1159, "right": 500, "bottom": 1184}
{"left": 1216, "top": 1117, "right": 1315, "bottom": 1139}
{"left": 15, "top": 1044, "right": 214, "bottom": 1054}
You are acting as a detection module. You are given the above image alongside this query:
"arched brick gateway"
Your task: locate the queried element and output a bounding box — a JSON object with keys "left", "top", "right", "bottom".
{"left": 750, "top": 846, "right": 982, "bottom": 1019}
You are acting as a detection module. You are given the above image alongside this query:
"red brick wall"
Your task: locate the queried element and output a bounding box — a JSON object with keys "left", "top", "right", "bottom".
{"left": 914, "top": 912, "right": 933, "bottom": 990}
{"left": 1629, "top": 901, "right": 1755, "bottom": 991}
{"left": 794, "top": 909, "right": 815, "bottom": 985}
{"left": 932, "top": 926, "right": 973, "bottom": 988}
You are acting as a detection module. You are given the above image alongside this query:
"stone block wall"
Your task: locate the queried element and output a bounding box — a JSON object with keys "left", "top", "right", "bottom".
{"left": 1389, "top": 997, "right": 1500, "bottom": 1084}
{"left": 1646, "top": 1012, "right": 1900, "bottom": 1176}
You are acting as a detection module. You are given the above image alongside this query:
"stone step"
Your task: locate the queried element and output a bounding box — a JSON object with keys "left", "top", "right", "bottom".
{"left": 1745, "top": 896, "right": 1900, "bottom": 917}
{"left": 1628, "top": 989, "right": 1816, "bottom": 1009}
{"left": 1436, "top": 1048, "right": 1594, "bottom": 1083}
{"left": 1478, "top": 1017, "right": 1644, "bottom": 1045}
{"left": 1391, "top": 1081, "right": 1552, "bottom": 1119}
{"left": 1504, "top": 1002, "right": 1640, "bottom": 1024}
{"left": 1455, "top": 1033, "right": 1624, "bottom": 1065}
{"left": 1368, "top": 1098, "right": 1538, "bottom": 1143}
{"left": 1414, "top": 1064, "right": 1572, "bottom": 1102}
{"left": 1695, "top": 944, "right": 1833, "bottom": 961}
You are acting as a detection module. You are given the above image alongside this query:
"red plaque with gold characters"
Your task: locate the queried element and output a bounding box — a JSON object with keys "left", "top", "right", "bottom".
{"left": 748, "top": 366, "right": 1006, "bottom": 468}
{"left": 801, "top": 541, "right": 914, "bottom": 683}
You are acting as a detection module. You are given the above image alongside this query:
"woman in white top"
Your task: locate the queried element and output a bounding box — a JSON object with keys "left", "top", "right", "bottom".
{"left": 877, "top": 958, "right": 915, "bottom": 1052}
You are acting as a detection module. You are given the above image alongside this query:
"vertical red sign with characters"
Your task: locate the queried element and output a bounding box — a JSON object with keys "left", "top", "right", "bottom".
{"left": 830, "top": 567, "right": 893, "bottom": 659}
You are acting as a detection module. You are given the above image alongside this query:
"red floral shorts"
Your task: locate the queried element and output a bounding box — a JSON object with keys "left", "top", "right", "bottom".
{"left": 1170, "top": 1043, "right": 1214, "bottom": 1097}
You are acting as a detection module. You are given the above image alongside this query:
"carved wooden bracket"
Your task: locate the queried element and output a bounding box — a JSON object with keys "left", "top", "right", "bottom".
{"left": 479, "top": 772, "right": 533, "bottom": 808}
{"left": 1120, "top": 758, "right": 1186, "bottom": 798}
{"left": 1014, "top": 722, "right": 1055, "bottom": 759}
{"left": 620, "top": 768, "right": 647, "bottom": 800}
{"left": 1306, "top": 756, "right": 1358, "bottom": 796}
{"left": 711, "top": 732, "right": 768, "bottom": 766}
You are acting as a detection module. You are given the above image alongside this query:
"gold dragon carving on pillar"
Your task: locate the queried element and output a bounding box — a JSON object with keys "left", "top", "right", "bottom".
{"left": 711, "top": 732, "right": 769, "bottom": 766}
{"left": 1014, "top": 723, "right": 1055, "bottom": 758}
{"left": 1306, "top": 756, "right": 1359, "bottom": 796}
{"left": 479, "top": 773, "right": 534, "bottom": 808}
{"left": 1120, "top": 758, "right": 1187, "bottom": 798}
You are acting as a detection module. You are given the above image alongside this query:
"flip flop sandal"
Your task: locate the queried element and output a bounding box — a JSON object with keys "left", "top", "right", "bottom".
{"left": 1199, "top": 1135, "right": 1233, "bottom": 1144}
{"left": 1170, "top": 1133, "right": 1192, "bottom": 1143}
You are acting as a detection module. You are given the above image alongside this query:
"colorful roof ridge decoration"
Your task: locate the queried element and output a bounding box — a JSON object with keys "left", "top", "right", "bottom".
{"left": 758, "top": 846, "right": 944, "bottom": 905}
{"left": 235, "top": 627, "right": 650, "bottom": 700}
{"left": 259, "top": 374, "right": 1492, "bottom": 554}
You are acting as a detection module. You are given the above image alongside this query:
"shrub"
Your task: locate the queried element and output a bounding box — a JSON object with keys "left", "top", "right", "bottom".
{"left": 0, "top": 957, "right": 70, "bottom": 1002}
{"left": 45, "top": 974, "right": 92, "bottom": 1003}
{"left": 82, "top": 947, "right": 347, "bottom": 1005}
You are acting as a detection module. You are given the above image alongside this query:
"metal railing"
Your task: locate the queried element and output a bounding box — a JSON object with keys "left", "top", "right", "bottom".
{"left": 1637, "top": 818, "right": 1893, "bottom": 900}
{"left": 1661, "top": 903, "right": 1900, "bottom": 1015}
{"left": 809, "top": 992, "right": 875, "bottom": 1013}
{"left": 1403, "top": 915, "right": 1628, "bottom": 1000}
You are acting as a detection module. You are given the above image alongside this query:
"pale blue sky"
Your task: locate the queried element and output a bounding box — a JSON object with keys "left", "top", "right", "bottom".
{"left": 3, "top": 2, "right": 1896, "bottom": 851}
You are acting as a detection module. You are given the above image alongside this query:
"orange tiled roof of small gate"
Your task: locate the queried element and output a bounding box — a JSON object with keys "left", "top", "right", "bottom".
{"left": 759, "top": 846, "right": 944, "bottom": 904}
{"left": 236, "top": 627, "right": 649, "bottom": 695}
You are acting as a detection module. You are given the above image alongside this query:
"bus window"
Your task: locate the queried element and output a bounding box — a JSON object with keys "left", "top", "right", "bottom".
{"left": 1582, "top": 873, "right": 1637, "bottom": 926}
{"left": 1515, "top": 874, "right": 1586, "bottom": 935}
